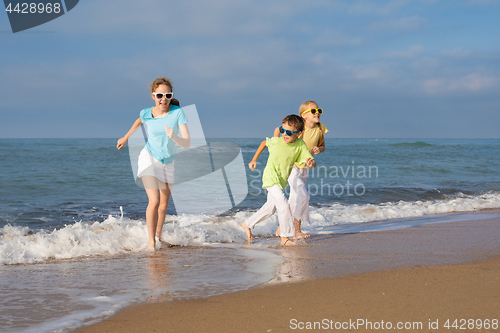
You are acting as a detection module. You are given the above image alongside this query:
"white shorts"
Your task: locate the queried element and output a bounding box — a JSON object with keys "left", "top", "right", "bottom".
{"left": 137, "top": 148, "right": 175, "bottom": 184}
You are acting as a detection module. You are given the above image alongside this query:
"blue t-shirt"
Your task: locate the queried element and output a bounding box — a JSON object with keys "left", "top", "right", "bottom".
{"left": 140, "top": 105, "right": 188, "bottom": 164}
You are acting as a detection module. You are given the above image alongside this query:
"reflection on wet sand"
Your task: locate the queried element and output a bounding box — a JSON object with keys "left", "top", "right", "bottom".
{"left": 269, "top": 240, "right": 315, "bottom": 283}
{"left": 146, "top": 252, "right": 171, "bottom": 301}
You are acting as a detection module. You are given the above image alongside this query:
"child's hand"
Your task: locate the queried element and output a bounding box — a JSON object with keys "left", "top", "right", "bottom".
{"left": 116, "top": 137, "right": 127, "bottom": 150}
{"left": 311, "top": 146, "right": 320, "bottom": 155}
{"left": 165, "top": 126, "right": 173, "bottom": 138}
{"left": 248, "top": 161, "right": 257, "bottom": 171}
{"left": 306, "top": 158, "right": 316, "bottom": 168}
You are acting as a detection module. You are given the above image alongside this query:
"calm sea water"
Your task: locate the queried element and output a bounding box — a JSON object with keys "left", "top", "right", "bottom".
{"left": 1, "top": 138, "right": 499, "bottom": 332}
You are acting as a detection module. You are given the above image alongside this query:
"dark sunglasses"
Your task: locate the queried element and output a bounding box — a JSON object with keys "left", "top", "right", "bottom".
{"left": 303, "top": 108, "right": 323, "bottom": 115}
{"left": 153, "top": 92, "right": 173, "bottom": 100}
{"left": 279, "top": 126, "right": 301, "bottom": 136}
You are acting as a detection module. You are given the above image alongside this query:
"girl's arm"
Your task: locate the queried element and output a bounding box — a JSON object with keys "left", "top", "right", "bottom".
{"left": 117, "top": 117, "right": 143, "bottom": 150}
{"left": 273, "top": 127, "right": 280, "bottom": 137}
{"left": 311, "top": 143, "right": 325, "bottom": 154}
{"left": 248, "top": 140, "right": 266, "bottom": 171}
{"left": 311, "top": 129, "right": 326, "bottom": 154}
{"left": 165, "top": 124, "right": 191, "bottom": 149}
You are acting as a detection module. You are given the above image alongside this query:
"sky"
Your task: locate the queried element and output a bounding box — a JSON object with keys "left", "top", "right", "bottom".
{"left": 1, "top": 0, "right": 500, "bottom": 139}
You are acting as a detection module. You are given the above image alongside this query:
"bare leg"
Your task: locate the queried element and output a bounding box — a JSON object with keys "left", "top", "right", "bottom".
{"left": 143, "top": 176, "right": 162, "bottom": 250}
{"left": 292, "top": 219, "right": 310, "bottom": 239}
{"left": 145, "top": 190, "right": 160, "bottom": 249}
{"left": 155, "top": 183, "right": 172, "bottom": 241}
{"left": 241, "top": 222, "right": 254, "bottom": 240}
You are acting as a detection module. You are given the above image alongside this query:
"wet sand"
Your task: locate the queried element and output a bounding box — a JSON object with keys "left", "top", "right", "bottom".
{"left": 74, "top": 212, "right": 500, "bottom": 333}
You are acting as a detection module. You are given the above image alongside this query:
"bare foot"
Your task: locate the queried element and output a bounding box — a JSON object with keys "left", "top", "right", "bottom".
{"left": 292, "top": 231, "right": 311, "bottom": 239}
{"left": 241, "top": 222, "right": 254, "bottom": 240}
{"left": 156, "top": 236, "right": 172, "bottom": 247}
{"left": 280, "top": 237, "right": 297, "bottom": 246}
{"left": 292, "top": 219, "right": 310, "bottom": 239}
{"left": 147, "top": 239, "right": 156, "bottom": 251}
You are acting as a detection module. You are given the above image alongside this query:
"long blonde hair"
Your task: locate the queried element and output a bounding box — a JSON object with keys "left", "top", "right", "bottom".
{"left": 299, "top": 100, "right": 317, "bottom": 116}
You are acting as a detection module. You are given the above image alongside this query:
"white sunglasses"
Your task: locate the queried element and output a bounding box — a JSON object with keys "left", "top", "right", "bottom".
{"left": 153, "top": 92, "right": 173, "bottom": 100}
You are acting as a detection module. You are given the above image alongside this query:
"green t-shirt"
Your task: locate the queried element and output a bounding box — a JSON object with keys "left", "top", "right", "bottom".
{"left": 262, "top": 137, "right": 314, "bottom": 189}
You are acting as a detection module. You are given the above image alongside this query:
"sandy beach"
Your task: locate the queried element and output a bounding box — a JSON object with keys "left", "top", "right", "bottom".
{"left": 74, "top": 211, "right": 500, "bottom": 333}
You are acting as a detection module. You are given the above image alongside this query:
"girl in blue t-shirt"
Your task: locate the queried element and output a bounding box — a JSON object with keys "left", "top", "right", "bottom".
{"left": 117, "top": 77, "right": 190, "bottom": 250}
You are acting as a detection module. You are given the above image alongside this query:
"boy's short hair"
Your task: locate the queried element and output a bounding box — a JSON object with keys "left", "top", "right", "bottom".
{"left": 282, "top": 114, "right": 304, "bottom": 132}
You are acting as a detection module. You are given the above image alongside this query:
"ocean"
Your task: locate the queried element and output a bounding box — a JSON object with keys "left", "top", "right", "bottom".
{"left": 1, "top": 138, "right": 500, "bottom": 332}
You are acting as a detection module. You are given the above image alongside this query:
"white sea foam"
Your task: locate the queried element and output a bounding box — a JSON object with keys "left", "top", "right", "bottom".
{"left": 1, "top": 192, "right": 500, "bottom": 265}
{"left": 307, "top": 191, "right": 500, "bottom": 228}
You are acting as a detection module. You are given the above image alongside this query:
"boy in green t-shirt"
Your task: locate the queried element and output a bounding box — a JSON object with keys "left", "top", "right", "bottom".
{"left": 242, "top": 115, "right": 316, "bottom": 246}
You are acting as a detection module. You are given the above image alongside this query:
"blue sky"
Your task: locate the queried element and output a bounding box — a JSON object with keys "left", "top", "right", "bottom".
{"left": 1, "top": 0, "right": 499, "bottom": 138}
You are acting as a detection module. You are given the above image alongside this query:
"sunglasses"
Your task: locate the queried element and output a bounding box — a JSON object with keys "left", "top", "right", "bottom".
{"left": 302, "top": 108, "right": 323, "bottom": 115}
{"left": 279, "top": 126, "right": 301, "bottom": 136}
{"left": 153, "top": 92, "right": 173, "bottom": 100}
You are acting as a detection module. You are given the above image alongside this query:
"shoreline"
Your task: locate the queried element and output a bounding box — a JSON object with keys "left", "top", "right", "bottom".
{"left": 74, "top": 211, "right": 500, "bottom": 333}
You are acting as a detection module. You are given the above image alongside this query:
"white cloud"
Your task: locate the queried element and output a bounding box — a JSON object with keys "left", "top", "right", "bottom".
{"left": 411, "top": 57, "right": 439, "bottom": 70}
{"left": 3, "top": 0, "right": 500, "bottom": 139}
{"left": 383, "top": 45, "right": 423, "bottom": 59}
{"left": 347, "top": 0, "right": 411, "bottom": 15}
{"left": 369, "top": 15, "right": 426, "bottom": 31}
{"left": 346, "top": 62, "right": 398, "bottom": 84}
{"left": 313, "top": 29, "right": 364, "bottom": 47}
{"left": 50, "top": 0, "right": 331, "bottom": 37}
{"left": 353, "top": 66, "right": 383, "bottom": 80}
{"left": 466, "top": 0, "right": 500, "bottom": 5}
{"left": 0, "top": 59, "right": 98, "bottom": 107}
{"left": 0, "top": 38, "right": 311, "bottom": 107}
{"left": 440, "top": 48, "right": 474, "bottom": 58}
{"left": 423, "top": 73, "right": 497, "bottom": 93}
